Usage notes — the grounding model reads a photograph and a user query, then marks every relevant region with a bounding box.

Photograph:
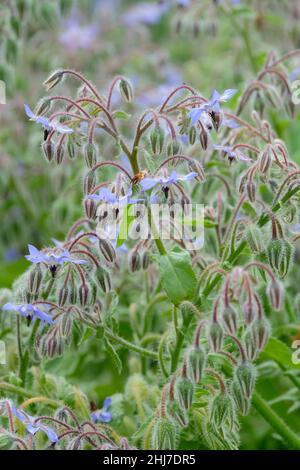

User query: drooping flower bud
[98,238,116,263]
[55,143,65,165]
[246,180,256,202]
[83,142,98,168]
[167,400,188,427]
[59,314,73,338]
[174,376,194,410]
[150,126,164,154]
[250,317,270,351]
[83,170,96,195]
[58,286,69,307]
[267,279,283,311]
[245,225,264,254]
[207,321,224,352]
[258,145,272,175]
[167,139,181,157]
[186,346,206,383]
[231,380,251,416]
[84,199,97,220]
[42,140,55,162]
[67,138,76,160]
[267,238,294,278]
[78,283,89,307]
[243,300,257,325]
[142,251,150,270]
[234,362,257,400]
[188,125,197,145]
[119,78,134,103]
[43,69,64,90]
[199,128,208,150]
[35,98,51,116]
[208,393,236,430]
[95,266,111,293]
[28,265,43,295]
[129,250,141,272]
[244,329,258,361]
[210,111,222,131]
[151,417,178,450]
[188,160,206,182]
[221,305,238,335]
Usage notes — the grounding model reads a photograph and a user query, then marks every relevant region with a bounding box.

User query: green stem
[252,392,300,449]
[170,312,193,372]
[105,329,158,360]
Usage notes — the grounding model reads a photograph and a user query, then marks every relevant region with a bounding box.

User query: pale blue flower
[140,170,197,191]
[213,144,250,162]
[25,244,87,265]
[188,89,237,125]
[2,303,54,325]
[87,187,142,205]
[24,104,73,135]
[91,397,112,423]
[12,406,58,443]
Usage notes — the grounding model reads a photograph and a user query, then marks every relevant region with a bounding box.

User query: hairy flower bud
[244,329,258,361]
[207,321,224,352]
[119,78,134,103]
[142,251,150,270]
[83,170,96,195]
[267,279,283,311]
[151,417,178,450]
[129,250,141,272]
[188,160,206,182]
[259,145,272,175]
[98,238,116,263]
[78,283,89,307]
[246,180,256,202]
[59,314,72,338]
[221,305,238,334]
[186,346,206,383]
[174,376,194,410]
[267,238,294,278]
[43,69,64,90]
[84,142,98,168]
[167,139,181,157]
[95,266,111,293]
[210,111,222,131]
[245,225,264,254]
[231,380,250,416]
[250,318,270,351]
[35,98,51,116]
[150,126,164,154]
[243,301,257,325]
[55,143,65,165]
[67,138,76,160]
[42,140,55,162]
[28,265,43,295]
[58,285,69,307]
[208,393,235,430]
[188,125,197,145]
[199,128,208,150]
[84,199,97,220]
[234,362,257,400]
[167,400,188,427]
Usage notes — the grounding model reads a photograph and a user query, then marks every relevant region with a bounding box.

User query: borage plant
[1,50,300,450]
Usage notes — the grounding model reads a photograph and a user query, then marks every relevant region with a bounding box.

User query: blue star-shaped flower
[25,244,87,265]
[12,406,58,443]
[91,397,112,423]
[2,303,54,325]
[188,89,237,126]
[24,104,73,135]
[140,170,197,191]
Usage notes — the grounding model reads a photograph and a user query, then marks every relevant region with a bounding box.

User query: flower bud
[47,336,63,358]
[151,417,178,450]
[55,143,65,165]
[84,199,97,220]
[266,238,294,278]
[208,393,235,430]
[142,251,150,270]
[207,321,224,352]
[69,282,77,304]
[43,70,64,90]
[95,266,111,293]
[174,376,194,410]
[83,170,96,195]
[78,283,89,307]
[58,286,69,307]
[188,160,206,182]
[119,78,134,103]
[267,279,283,311]
[250,318,270,351]
[98,238,116,263]
[150,126,164,154]
[28,265,43,294]
[244,329,258,361]
[186,346,206,383]
[199,128,208,150]
[245,225,264,254]
[167,139,181,157]
[231,380,250,416]
[35,98,51,116]
[234,362,257,400]
[167,400,188,427]
[129,250,141,272]
[259,145,272,175]
[210,111,222,131]
[246,180,256,202]
[238,174,247,194]
[84,142,98,168]
[221,305,238,334]
[188,126,197,145]
[42,140,55,162]
[243,301,257,325]
[67,138,76,160]
[59,314,72,338]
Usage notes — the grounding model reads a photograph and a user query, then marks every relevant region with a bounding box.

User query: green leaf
[112,110,131,120]
[104,338,122,374]
[78,327,95,346]
[261,337,300,371]
[159,249,196,305]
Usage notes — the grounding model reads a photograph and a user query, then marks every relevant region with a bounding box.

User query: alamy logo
[0,80,6,104]
[291,80,300,105]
